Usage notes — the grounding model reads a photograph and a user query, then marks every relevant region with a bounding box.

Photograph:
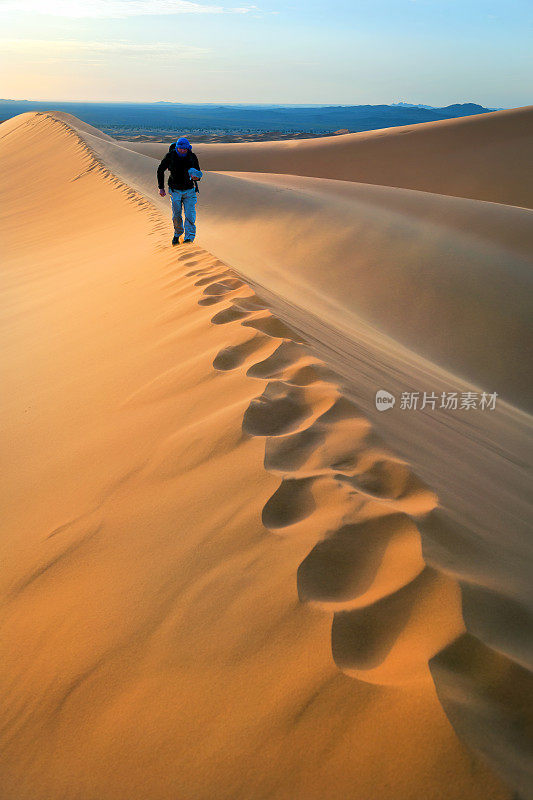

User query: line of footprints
[179,250,464,687]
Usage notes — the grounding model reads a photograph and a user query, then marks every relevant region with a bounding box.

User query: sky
[0,0,531,107]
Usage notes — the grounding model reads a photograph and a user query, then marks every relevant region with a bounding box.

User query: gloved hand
[159,189,166,197]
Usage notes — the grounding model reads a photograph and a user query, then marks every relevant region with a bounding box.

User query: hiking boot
[183,238,194,244]
[172,235,181,246]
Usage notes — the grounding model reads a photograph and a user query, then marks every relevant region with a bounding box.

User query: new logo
[375,389,395,411]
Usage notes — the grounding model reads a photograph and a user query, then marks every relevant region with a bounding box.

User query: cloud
[0,0,256,17]
[0,38,210,64]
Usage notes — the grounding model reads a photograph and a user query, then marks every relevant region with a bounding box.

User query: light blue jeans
[170,188,197,240]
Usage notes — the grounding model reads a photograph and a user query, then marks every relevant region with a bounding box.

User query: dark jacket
[157,144,201,192]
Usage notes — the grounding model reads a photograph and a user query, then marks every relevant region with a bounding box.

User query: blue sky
[0,0,531,106]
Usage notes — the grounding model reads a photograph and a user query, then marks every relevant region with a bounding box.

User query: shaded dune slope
[122,105,533,208]
[1,112,532,799]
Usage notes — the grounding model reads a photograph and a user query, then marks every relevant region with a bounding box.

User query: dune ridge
[1,111,531,799]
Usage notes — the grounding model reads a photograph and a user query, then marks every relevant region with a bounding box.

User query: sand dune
[122,105,533,208]
[1,111,531,800]
[50,112,533,410]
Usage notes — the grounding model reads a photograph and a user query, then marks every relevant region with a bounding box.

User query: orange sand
[1,111,531,800]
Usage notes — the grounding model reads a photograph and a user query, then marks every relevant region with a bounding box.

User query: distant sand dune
[121,106,533,208]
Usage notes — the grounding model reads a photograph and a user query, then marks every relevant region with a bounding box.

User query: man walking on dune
[157,137,203,245]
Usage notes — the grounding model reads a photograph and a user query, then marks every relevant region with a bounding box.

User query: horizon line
[0,98,505,109]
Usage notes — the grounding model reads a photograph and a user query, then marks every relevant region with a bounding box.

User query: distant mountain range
[392,102,443,109]
[0,100,498,136]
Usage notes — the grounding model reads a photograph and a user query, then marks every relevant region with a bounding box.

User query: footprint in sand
[242,381,337,437]
[211,305,254,325]
[241,314,305,342]
[195,271,231,286]
[331,567,463,685]
[202,278,244,296]
[247,341,307,379]
[213,333,271,371]
[264,403,371,475]
[297,513,425,610]
[262,477,317,529]
[198,295,228,306]
[337,457,437,515]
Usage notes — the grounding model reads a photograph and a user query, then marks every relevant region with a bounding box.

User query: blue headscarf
[175,137,192,156]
